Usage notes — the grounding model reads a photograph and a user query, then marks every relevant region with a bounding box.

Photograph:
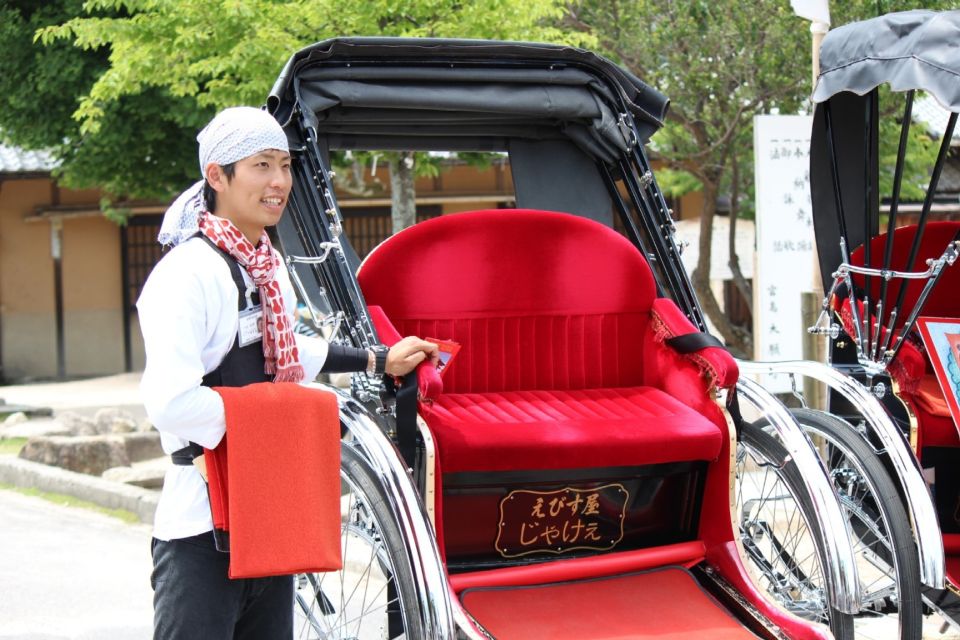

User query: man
[138,106,436,639]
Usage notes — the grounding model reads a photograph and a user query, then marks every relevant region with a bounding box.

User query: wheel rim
[736,441,833,626]
[813,428,905,639]
[294,468,409,640]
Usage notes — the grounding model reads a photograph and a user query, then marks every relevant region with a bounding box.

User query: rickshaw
[744,8,959,640]
[264,37,862,638]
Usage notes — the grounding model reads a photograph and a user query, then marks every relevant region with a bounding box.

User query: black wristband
[319,344,369,373]
[373,345,389,375]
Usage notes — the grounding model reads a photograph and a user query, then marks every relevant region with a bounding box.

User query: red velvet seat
[424,387,723,472]
[358,209,734,479]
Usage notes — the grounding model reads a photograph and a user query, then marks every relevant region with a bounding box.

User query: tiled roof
[906,97,959,194]
[0,143,57,173]
[940,153,960,193]
[914,96,959,142]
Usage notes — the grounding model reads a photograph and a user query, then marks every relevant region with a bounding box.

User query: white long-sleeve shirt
[137,236,329,541]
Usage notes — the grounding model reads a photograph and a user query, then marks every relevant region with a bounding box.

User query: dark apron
[170,236,272,551]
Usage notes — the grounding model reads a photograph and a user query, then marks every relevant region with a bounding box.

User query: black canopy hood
[266,37,670,160]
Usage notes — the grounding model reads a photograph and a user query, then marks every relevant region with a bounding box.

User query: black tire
[738,421,855,640]
[791,408,922,640]
[294,442,425,639]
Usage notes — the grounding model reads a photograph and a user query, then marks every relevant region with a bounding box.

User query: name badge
[238,306,263,347]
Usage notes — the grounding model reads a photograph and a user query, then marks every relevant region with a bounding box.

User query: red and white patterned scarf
[199,212,304,382]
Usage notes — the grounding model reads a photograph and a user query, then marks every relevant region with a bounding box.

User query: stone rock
[93,407,138,434]
[19,435,130,476]
[3,412,27,427]
[110,422,136,434]
[0,404,52,419]
[102,465,166,490]
[58,411,99,437]
[123,432,164,463]
[0,417,71,439]
[137,419,156,433]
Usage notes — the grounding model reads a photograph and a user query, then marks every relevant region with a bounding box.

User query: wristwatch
[367,345,389,376]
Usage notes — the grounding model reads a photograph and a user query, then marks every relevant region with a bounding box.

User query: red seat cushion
[422,386,723,472]
[917,374,952,419]
[908,374,960,449]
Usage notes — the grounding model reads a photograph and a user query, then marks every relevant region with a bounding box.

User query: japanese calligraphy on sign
[495,485,628,558]
[753,115,816,392]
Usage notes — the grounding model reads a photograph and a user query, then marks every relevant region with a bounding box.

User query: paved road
[2,481,960,639]
[0,490,153,639]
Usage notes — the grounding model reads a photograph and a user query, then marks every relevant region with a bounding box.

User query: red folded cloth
[204,382,342,578]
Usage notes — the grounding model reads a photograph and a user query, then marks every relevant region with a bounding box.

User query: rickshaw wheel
[791,408,922,640]
[737,423,855,640]
[293,443,424,640]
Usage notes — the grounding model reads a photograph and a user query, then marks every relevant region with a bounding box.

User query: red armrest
[650,298,738,389]
[367,305,443,400]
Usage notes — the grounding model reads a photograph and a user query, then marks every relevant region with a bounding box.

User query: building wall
[0,179,57,380]
[0,178,123,381]
[61,214,125,376]
[442,201,501,214]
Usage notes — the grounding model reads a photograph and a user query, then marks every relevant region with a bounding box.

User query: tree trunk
[727,152,752,315]
[389,151,416,234]
[692,178,752,357]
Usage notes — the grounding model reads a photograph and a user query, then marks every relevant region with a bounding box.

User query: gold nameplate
[495,484,628,558]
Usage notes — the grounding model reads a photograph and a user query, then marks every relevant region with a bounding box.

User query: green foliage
[569,0,809,188]
[5,0,586,201]
[53,89,208,200]
[39,0,587,134]
[0,0,207,200]
[99,195,131,225]
[570,0,958,202]
[655,167,703,199]
[414,153,442,179]
[327,0,578,43]
[0,437,27,456]
[456,152,501,172]
[567,0,958,350]
[877,90,943,202]
[0,1,103,149]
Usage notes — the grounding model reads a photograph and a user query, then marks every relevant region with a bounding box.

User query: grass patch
[0,482,140,524]
[0,437,27,456]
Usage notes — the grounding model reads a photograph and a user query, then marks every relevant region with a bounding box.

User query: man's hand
[385,337,440,376]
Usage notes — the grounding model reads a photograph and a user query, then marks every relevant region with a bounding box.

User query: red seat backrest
[850,221,960,322]
[358,209,657,393]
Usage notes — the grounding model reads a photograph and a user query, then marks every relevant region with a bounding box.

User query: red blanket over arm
[204,382,342,579]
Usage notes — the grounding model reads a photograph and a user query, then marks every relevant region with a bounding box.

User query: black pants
[151,532,293,640]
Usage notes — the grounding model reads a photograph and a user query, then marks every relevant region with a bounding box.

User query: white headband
[157,106,289,246]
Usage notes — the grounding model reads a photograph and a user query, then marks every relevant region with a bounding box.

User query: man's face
[208,149,292,242]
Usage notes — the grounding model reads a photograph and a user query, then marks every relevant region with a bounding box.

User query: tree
[32,0,585,228]
[0,1,206,208]
[566,0,956,356]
